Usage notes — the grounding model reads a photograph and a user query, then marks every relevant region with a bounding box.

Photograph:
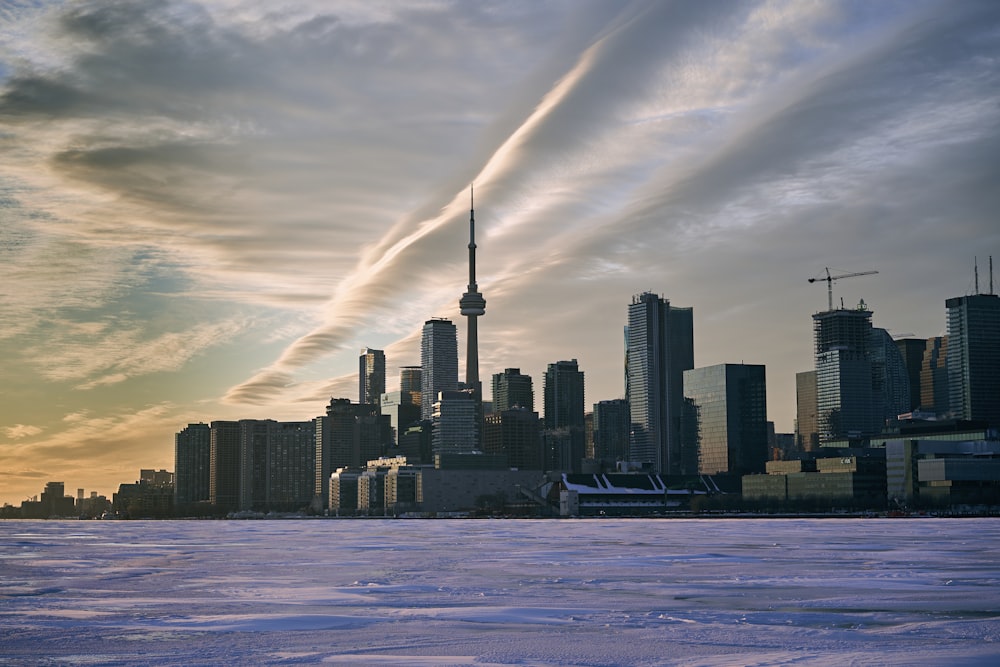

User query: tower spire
[459,184,486,388]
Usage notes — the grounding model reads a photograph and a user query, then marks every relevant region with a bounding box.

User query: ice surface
[1,518,998,666]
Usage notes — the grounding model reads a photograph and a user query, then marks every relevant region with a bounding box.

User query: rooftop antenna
[991,255,995,295]
[975,257,980,294]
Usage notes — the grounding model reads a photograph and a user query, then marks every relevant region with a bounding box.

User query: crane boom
[808,268,878,311]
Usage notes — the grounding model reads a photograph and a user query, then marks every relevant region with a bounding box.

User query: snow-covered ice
[1,518,998,666]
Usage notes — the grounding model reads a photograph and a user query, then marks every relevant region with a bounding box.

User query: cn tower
[459,186,486,390]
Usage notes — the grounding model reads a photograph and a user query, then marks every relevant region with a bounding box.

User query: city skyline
[2,1,999,505]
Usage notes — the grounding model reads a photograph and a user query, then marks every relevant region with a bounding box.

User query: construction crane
[808,267,878,311]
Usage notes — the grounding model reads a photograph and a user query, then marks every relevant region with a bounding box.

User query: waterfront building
[359,347,386,409]
[683,364,768,476]
[175,423,211,507]
[209,420,240,511]
[626,292,694,474]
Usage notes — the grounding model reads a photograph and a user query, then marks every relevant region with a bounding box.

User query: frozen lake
[1,518,998,666]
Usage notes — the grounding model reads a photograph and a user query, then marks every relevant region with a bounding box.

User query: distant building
[113,473,174,518]
[380,390,421,445]
[315,398,390,509]
[683,364,768,476]
[813,305,875,444]
[399,366,422,407]
[420,319,458,421]
[626,292,694,474]
[895,338,927,413]
[175,423,211,508]
[946,293,1000,426]
[543,360,585,430]
[920,336,949,416]
[492,368,534,413]
[359,347,386,409]
[592,399,630,469]
[484,407,544,470]
[431,389,479,455]
[870,328,911,430]
[210,420,241,511]
[795,370,819,452]
[886,438,1000,508]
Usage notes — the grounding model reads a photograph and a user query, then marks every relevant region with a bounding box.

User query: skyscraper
[920,336,949,415]
[543,359,585,430]
[359,347,386,408]
[625,292,694,474]
[399,366,422,403]
[420,318,458,420]
[492,368,534,413]
[314,398,390,509]
[813,304,875,443]
[795,370,819,452]
[946,292,1000,425]
[870,328,910,428]
[683,364,768,476]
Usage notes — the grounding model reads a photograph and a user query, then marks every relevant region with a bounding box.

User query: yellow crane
[808,267,878,311]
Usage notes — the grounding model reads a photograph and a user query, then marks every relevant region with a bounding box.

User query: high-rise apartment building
[682,364,768,476]
[543,359,585,430]
[813,306,875,443]
[359,347,386,408]
[946,293,1000,425]
[625,292,694,474]
[420,318,458,420]
[592,399,630,468]
[492,368,534,413]
[209,421,240,511]
[175,422,211,507]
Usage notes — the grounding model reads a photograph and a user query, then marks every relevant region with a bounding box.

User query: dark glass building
[492,367,535,413]
[543,359,585,430]
[626,292,694,474]
[683,364,768,476]
[359,347,386,409]
[420,319,458,421]
[946,293,1000,426]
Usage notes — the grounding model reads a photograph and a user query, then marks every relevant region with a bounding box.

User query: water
[2,518,998,666]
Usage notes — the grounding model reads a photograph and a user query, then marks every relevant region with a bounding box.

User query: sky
[1,0,998,505]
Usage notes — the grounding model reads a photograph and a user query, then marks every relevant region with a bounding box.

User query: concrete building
[683,363,768,476]
[886,438,1000,508]
[626,292,694,474]
[210,420,241,511]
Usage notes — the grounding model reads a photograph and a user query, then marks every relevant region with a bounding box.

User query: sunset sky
[2,0,998,505]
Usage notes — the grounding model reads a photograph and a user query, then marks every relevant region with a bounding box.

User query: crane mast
[808,268,878,311]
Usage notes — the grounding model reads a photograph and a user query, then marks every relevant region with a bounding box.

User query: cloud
[5,424,43,439]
